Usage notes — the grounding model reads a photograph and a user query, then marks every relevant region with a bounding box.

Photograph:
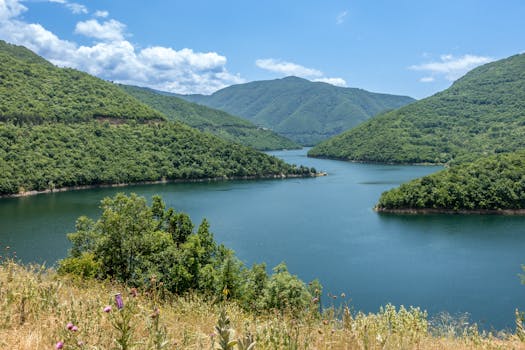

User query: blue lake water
[1,148,524,330]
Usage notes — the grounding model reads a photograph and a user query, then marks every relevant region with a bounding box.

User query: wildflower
[312,297,319,303]
[72,325,79,332]
[129,287,138,298]
[66,322,74,330]
[55,341,64,349]
[77,340,85,346]
[103,305,112,313]
[115,293,124,310]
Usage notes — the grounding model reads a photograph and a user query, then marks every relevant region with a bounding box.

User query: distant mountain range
[309,53,525,164]
[176,76,415,145]
[0,40,313,196]
[120,85,300,150]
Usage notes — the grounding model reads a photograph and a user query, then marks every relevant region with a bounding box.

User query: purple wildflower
[72,325,79,332]
[55,341,64,349]
[66,322,74,330]
[115,293,124,310]
[103,305,112,313]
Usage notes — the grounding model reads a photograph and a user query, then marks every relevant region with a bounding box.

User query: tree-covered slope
[0,41,314,196]
[309,53,525,164]
[376,151,525,212]
[119,84,300,150]
[178,76,415,145]
[0,40,165,123]
[0,122,314,195]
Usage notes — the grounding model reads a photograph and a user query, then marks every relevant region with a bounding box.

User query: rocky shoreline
[1,172,327,199]
[375,207,525,215]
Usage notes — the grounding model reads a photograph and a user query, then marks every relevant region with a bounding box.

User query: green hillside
[0,41,314,196]
[178,76,415,145]
[0,41,165,123]
[376,151,525,212]
[120,84,300,150]
[309,53,525,164]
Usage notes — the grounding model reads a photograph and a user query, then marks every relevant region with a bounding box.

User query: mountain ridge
[176,76,415,145]
[308,53,525,164]
[119,84,300,150]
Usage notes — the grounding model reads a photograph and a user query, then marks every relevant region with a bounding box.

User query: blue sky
[0,0,523,98]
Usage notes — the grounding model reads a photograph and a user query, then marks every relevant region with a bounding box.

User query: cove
[1,148,525,330]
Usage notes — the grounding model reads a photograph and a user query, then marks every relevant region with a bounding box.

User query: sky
[0,0,523,99]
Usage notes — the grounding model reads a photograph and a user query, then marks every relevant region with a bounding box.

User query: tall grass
[0,259,523,349]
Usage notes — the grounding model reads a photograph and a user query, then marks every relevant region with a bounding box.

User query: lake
[1,148,524,330]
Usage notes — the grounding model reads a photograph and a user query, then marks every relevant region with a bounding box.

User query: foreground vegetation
[180,76,414,145]
[120,85,300,151]
[3,193,525,349]
[309,53,525,164]
[2,258,525,349]
[377,151,525,212]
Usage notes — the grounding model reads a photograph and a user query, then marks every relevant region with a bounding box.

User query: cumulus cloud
[256,58,347,87]
[75,19,126,41]
[313,77,347,87]
[410,54,494,82]
[48,0,88,14]
[336,10,348,25]
[256,58,323,77]
[419,76,435,83]
[0,0,244,94]
[94,10,109,18]
[0,0,27,21]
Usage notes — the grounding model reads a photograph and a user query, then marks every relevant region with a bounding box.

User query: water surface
[1,148,524,329]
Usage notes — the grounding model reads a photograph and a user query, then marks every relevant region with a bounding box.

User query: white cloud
[75,19,126,41]
[48,0,88,14]
[419,76,435,83]
[256,58,347,87]
[256,58,323,78]
[410,54,494,82]
[0,0,27,21]
[94,10,109,18]
[0,0,245,94]
[336,10,348,25]
[313,77,347,87]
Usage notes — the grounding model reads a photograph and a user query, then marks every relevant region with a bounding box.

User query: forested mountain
[0,41,164,123]
[309,53,525,164]
[376,151,525,212]
[120,84,300,150]
[177,76,415,145]
[0,41,314,195]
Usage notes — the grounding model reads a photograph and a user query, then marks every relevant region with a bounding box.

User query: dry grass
[1,260,524,350]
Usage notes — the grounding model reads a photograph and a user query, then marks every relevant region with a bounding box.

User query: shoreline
[375,207,525,215]
[1,172,327,199]
[307,154,446,167]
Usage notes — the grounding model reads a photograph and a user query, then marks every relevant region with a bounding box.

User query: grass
[1,259,524,349]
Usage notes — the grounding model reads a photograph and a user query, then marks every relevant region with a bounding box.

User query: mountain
[0,40,314,196]
[177,76,415,145]
[119,85,300,150]
[0,41,165,123]
[309,53,525,164]
[376,150,525,212]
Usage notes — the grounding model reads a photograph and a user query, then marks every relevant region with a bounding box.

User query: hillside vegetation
[0,41,314,196]
[309,53,525,164]
[179,76,415,145]
[377,151,525,212]
[0,40,164,123]
[120,84,300,150]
